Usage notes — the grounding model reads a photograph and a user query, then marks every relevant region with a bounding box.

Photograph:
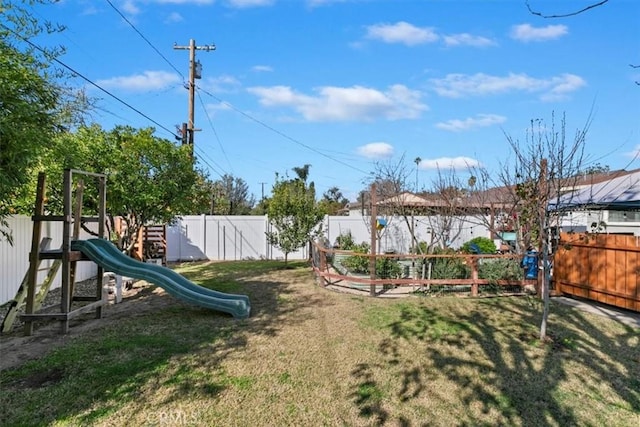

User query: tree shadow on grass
[0,260,330,426]
[349,297,639,426]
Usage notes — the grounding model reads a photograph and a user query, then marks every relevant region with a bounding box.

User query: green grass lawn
[1,260,639,426]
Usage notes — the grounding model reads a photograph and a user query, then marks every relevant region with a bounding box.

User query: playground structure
[1,170,108,335]
[1,169,250,336]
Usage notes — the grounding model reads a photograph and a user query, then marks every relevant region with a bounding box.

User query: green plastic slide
[71,238,250,318]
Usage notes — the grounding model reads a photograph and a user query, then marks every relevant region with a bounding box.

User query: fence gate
[554,233,640,312]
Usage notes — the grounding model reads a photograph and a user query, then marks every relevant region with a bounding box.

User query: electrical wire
[193,145,227,179]
[105,0,236,175]
[196,91,234,173]
[105,0,186,83]
[0,23,181,140]
[197,87,370,175]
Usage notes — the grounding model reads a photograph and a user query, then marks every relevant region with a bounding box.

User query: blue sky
[30,0,640,201]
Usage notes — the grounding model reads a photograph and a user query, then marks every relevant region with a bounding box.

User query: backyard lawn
[0,260,638,426]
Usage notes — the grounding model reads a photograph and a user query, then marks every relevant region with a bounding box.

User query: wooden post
[470,256,479,297]
[24,172,47,336]
[68,179,84,306]
[60,169,72,334]
[369,183,377,297]
[96,174,107,318]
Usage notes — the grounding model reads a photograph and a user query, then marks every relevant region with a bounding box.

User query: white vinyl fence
[166,214,491,262]
[0,216,98,305]
[2,213,491,305]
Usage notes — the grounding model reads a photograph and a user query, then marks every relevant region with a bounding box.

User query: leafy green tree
[209,174,255,215]
[461,237,497,254]
[29,125,207,255]
[266,167,324,264]
[0,0,72,242]
[319,186,349,215]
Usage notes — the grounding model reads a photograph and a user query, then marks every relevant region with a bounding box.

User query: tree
[369,155,468,253]
[423,168,468,252]
[266,166,324,264]
[369,155,414,249]
[471,112,589,340]
[319,186,349,215]
[29,125,207,256]
[209,174,255,215]
[580,163,610,175]
[0,0,71,243]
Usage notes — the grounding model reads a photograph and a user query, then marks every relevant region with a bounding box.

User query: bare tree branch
[526,0,609,18]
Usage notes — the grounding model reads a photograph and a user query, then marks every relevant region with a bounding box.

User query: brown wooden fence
[311,242,536,297]
[554,233,640,312]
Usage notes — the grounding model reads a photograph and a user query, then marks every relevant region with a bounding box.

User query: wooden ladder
[18,170,107,335]
[1,238,61,333]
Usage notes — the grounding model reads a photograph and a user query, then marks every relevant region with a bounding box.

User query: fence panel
[555,233,640,311]
[1,215,98,305]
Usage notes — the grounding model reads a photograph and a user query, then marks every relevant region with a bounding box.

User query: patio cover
[549,170,640,211]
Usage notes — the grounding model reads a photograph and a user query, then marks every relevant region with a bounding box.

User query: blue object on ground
[71,238,250,318]
[522,250,538,280]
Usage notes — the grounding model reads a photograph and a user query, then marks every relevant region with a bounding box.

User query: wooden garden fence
[311,241,536,297]
[554,233,640,312]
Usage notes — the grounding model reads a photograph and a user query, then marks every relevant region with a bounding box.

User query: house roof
[377,192,431,207]
[550,169,640,211]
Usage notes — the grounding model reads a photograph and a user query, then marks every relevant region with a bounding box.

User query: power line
[197,87,370,175]
[196,90,234,173]
[105,0,186,82]
[193,140,230,177]
[0,23,180,140]
[193,145,226,179]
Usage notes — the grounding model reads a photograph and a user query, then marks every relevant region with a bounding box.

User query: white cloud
[443,33,496,47]
[357,142,394,159]
[96,71,180,91]
[436,114,506,132]
[539,74,588,101]
[80,5,100,16]
[252,65,273,72]
[365,21,439,46]
[226,0,274,8]
[203,75,242,93]
[430,72,586,101]
[165,12,184,23]
[510,23,568,42]
[121,0,140,15]
[419,156,481,170]
[626,146,640,158]
[247,84,427,122]
[206,102,232,115]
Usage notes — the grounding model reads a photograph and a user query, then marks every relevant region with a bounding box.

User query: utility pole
[259,182,267,215]
[260,182,267,201]
[173,39,216,154]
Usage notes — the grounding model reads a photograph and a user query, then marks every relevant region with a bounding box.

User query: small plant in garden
[461,237,497,254]
[423,248,470,280]
[339,242,402,279]
[334,232,356,250]
[478,258,523,283]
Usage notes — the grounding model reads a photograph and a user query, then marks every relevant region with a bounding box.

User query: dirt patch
[0,280,175,372]
[20,367,66,388]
